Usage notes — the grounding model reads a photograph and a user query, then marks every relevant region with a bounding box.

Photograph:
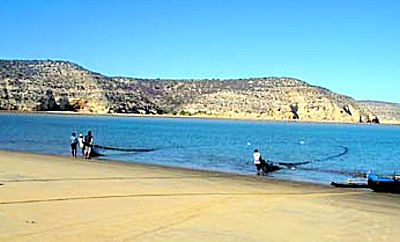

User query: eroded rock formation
[1,60,399,124]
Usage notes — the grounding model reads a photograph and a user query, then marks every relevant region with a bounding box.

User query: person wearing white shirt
[253,149,262,175]
[78,133,84,157]
[70,132,78,158]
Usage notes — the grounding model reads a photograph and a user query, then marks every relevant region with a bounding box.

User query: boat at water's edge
[367,173,400,193]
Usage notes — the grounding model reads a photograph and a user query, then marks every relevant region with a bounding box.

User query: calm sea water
[1,113,399,184]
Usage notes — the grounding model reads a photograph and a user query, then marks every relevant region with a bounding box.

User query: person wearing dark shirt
[84,131,94,159]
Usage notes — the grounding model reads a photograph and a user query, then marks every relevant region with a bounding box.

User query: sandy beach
[1,150,400,241]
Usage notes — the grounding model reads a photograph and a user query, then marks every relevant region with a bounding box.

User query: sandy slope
[0,150,399,241]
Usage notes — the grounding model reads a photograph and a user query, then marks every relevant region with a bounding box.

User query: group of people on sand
[70,131,94,159]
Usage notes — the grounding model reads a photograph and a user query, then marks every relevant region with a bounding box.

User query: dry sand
[1,150,399,241]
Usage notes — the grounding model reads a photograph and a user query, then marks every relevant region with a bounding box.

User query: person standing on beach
[70,133,78,158]
[253,149,262,175]
[78,133,84,157]
[84,131,94,159]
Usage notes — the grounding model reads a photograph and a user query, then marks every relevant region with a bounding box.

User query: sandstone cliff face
[0,60,109,113]
[358,101,400,124]
[179,82,364,122]
[0,60,396,123]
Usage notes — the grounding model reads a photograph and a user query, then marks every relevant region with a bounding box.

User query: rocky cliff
[358,101,400,124]
[1,60,398,123]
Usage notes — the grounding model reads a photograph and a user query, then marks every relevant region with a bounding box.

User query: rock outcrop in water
[1,59,399,124]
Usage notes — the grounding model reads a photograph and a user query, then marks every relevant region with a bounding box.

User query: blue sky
[1,0,399,103]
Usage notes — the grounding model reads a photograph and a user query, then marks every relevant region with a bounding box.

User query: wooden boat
[367,173,400,193]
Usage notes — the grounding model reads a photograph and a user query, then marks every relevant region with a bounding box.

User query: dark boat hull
[367,173,400,193]
[331,182,369,189]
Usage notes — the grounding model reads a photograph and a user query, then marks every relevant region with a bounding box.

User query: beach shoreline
[1,150,400,241]
[0,149,330,188]
[1,110,399,125]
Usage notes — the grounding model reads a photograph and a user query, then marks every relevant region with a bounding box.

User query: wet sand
[1,150,400,241]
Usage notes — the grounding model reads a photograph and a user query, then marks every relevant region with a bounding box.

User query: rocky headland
[1,59,399,124]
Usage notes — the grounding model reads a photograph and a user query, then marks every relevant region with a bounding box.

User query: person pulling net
[251,145,349,175]
[253,149,280,175]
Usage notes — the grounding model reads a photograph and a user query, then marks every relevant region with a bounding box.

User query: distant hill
[1,59,399,124]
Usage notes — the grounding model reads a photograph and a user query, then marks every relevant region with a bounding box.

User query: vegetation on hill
[1,60,399,124]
